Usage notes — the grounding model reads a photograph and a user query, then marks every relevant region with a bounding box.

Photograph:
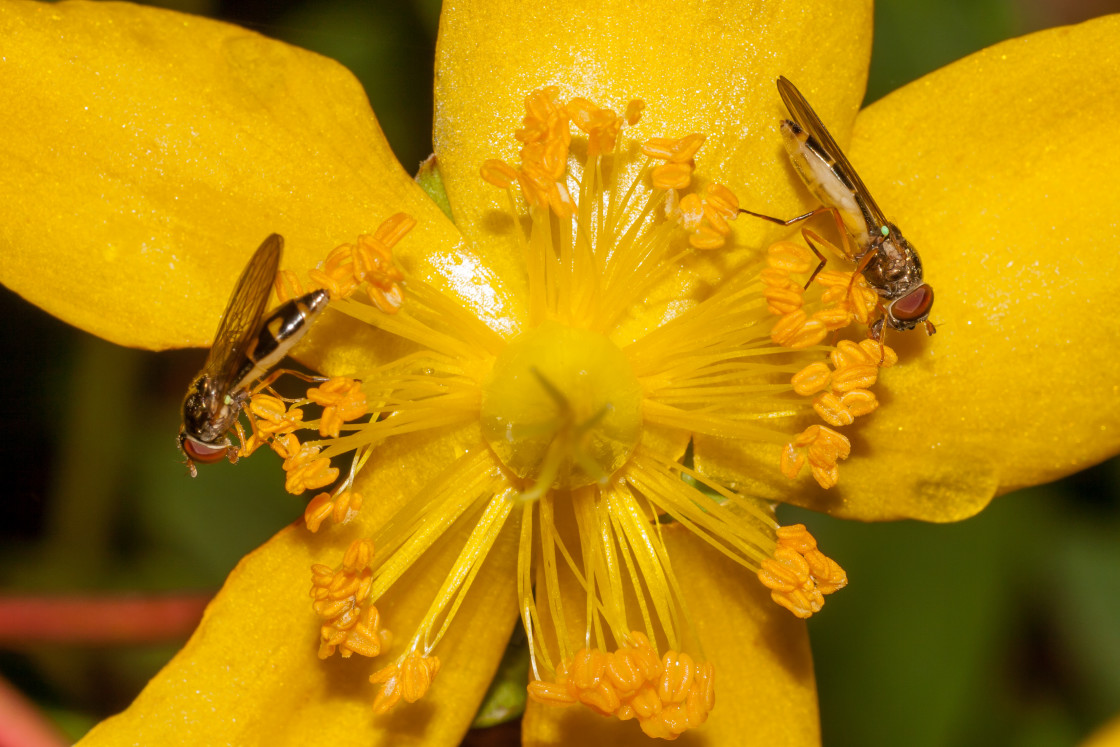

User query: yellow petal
[81,425,518,745]
[0,0,471,351]
[433,0,873,292]
[699,16,1120,522]
[520,525,818,745]
[1083,715,1120,747]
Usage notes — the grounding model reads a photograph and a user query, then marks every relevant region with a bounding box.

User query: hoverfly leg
[231,419,251,461]
[797,228,833,289]
[740,205,850,289]
[866,312,890,365]
[250,368,331,400]
[737,205,828,227]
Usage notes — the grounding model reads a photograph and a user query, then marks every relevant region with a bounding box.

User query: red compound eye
[892,284,933,322]
[181,436,229,464]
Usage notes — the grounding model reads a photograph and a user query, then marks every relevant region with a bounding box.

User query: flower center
[480,320,642,492]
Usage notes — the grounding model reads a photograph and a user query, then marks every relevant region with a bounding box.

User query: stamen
[787,337,896,437]
[816,270,878,325]
[306,377,367,438]
[771,309,828,349]
[643,134,706,191]
[667,183,740,250]
[528,632,716,739]
[567,98,622,157]
[272,433,338,495]
[625,99,646,125]
[353,236,406,314]
[274,268,307,304]
[278,214,414,309]
[480,159,520,188]
[309,538,388,659]
[303,489,364,533]
[780,425,851,489]
[756,524,847,618]
[370,652,441,713]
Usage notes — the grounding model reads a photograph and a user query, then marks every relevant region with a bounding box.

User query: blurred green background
[2,0,1118,744]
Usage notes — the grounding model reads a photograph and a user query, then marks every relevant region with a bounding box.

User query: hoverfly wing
[201,233,283,393]
[777,77,890,240]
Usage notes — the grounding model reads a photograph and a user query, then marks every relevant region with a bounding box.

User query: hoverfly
[179,234,329,476]
[742,76,935,341]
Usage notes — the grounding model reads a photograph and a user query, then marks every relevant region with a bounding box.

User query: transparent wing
[201,233,283,391]
[777,76,889,232]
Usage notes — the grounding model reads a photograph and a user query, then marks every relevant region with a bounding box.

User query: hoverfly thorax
[178,234,330,476]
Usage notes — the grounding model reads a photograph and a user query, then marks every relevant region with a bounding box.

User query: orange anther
[370,665,403,714]
[761,524,847,617]
[703,182,739,217]
[688,225,725,250]
[481,159,519,188]
[657,651,695,705]
[641,137,679,160]
[311,539,383,659]
[765,284,804,315]
[570,647,608,691]
[782,426,849,489]
[775,523,816,552]
[400,653,440,703]
[779,441,806,480]
[770,585,825,619]
[527,679,578,705]
[308,377,368,438]
[767,241,814,274]
[760,267,794,287]
[806,552,848,594]
[625,99,646,125]
[578,680,622,716]
[791,362,831,396]
[830,339,873,369]
[771,310,828,349]
[249,394,304,438]
[757,546,811,592]
[373,213,417,248]
[840,389,878,418]
[831,363,878,393]
[304,492,334,533]
[858,338,898,367]
[669,134,706,163]
[333,490,363,525]
[337,605,385,658]
[274,268,307,304]
[651,162,693,190]
[284,451,338,495]
[812,392,855,427]
[343,538,375,570]
[813,305,854,331]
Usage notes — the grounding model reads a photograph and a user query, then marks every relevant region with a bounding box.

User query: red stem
[0,674,69,747]
[0,593,213,644]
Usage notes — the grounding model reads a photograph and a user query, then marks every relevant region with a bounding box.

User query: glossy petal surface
[0,0,461,350]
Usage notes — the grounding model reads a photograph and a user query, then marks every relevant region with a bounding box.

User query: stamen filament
[414,489,517,652]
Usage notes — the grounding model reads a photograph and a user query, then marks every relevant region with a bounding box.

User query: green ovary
[481,321,643,490]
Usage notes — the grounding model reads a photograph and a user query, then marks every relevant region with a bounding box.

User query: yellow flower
[2,0,1120,744]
